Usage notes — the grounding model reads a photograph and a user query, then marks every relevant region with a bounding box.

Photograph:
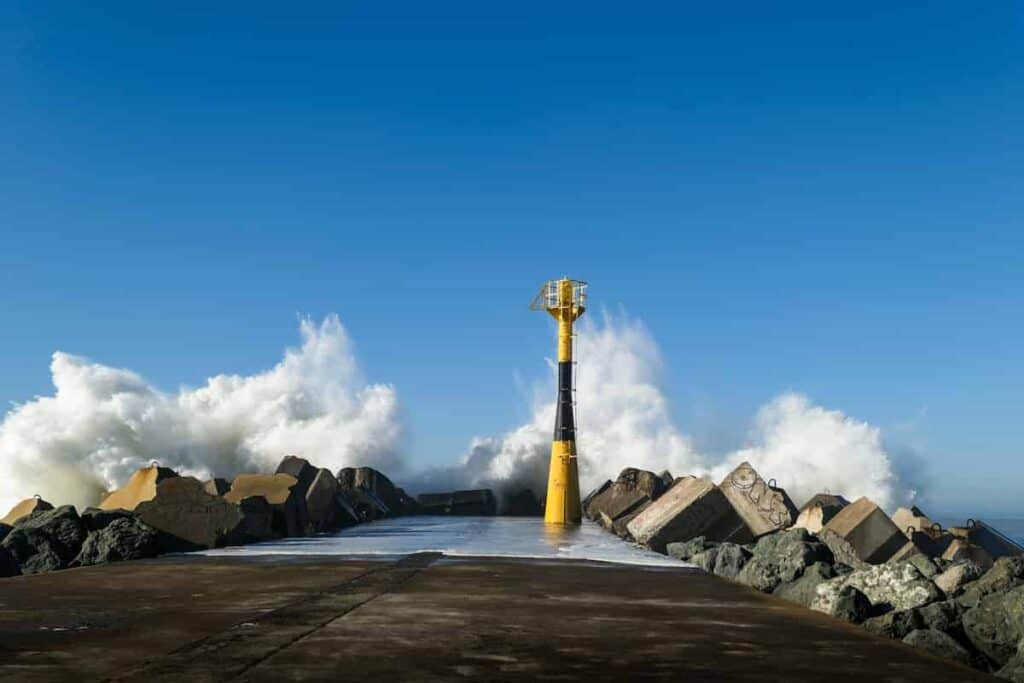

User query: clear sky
[1,3,1022,516]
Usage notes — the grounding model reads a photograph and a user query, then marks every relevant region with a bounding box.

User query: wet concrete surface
[0,551,996,682]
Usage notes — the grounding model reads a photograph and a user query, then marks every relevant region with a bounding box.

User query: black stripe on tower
[554,361,576,441]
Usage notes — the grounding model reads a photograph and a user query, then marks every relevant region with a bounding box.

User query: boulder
[691,547,719,574]
[935,561,984,597]
[917,599,967,637]
[337,467,414,516]
[0,522,11,543]
[813,562,942,615]
[829,586,871,623]
[203,478,231,496]
[1,505,87,574]
[80,507,135,531]
[903,553,941,580]
[773,562,837,608]
[735,528,833,592]
[666,536,716,562]
[0,546,20,577]
[959,557,1024,608]
[863,609,923,640]
[718,462,797,537]
[818,528,870,570]
[224,473,305,536]
[626,476,750,553]
[708,543,752,580]
[99,466,179,511]
[504,489,543,517]
[998,642,1024,683]
[962,584,1024,666]
[822,496,907,564]
[585,468,667,524]
[1,496,55,525]
[903,629,973,667]
[136,477,257,550]
[72,516,161,566]
[999,654,1024,683]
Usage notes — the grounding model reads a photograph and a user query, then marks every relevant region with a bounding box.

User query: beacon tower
[530,278,587,524]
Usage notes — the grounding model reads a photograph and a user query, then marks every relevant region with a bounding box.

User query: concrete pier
[0,552,995,682]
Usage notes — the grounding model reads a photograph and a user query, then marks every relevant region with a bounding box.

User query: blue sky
[1,3,1022,516]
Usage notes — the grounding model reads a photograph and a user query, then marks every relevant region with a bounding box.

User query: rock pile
[589,463,1024,680]
[0,457,417,579]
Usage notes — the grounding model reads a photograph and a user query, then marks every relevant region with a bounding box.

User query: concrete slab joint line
[102,552,443,683]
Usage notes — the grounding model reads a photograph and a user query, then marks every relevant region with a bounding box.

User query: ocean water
[200,516,688,568]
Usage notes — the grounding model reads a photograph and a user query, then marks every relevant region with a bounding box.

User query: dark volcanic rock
[73,516,161,566]
[504,489,543,517]
[80,507,135,532]
[863,608,924,640]
[819,528,870,570]
[903,629,973,667]
[959,557,1024,608]
[0,522,11,543]
[813,562,942,614]
[735,528,833,593]
[917,599,967,637]
[999,645,1024,683]
[710,543,752,580]
[687,543,752,580]
[0,505,87,574]
[666,536,716,562]
[962,584,1024,666]
[773,562,837,608]
[0,546,20,577]
[830,586,871,623]
[934,560,984,597]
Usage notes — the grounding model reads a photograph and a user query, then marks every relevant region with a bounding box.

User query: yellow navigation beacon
[530,277,587,525]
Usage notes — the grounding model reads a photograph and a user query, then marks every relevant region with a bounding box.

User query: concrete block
[792,493,849,534]
[305,468,346,532]
[718,461,797,537]
[892,506,943,540]
[952,520,1024,564]
[225,473,305,536]
[337,467,415,516]
[136,477,247,550]
[1,497,55,526]
[626,477,749,553]
[203,478,231,497]
[585,468,667,523]
[415,489,496,516]
[99,466,179,511]
[822,496,907,564]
